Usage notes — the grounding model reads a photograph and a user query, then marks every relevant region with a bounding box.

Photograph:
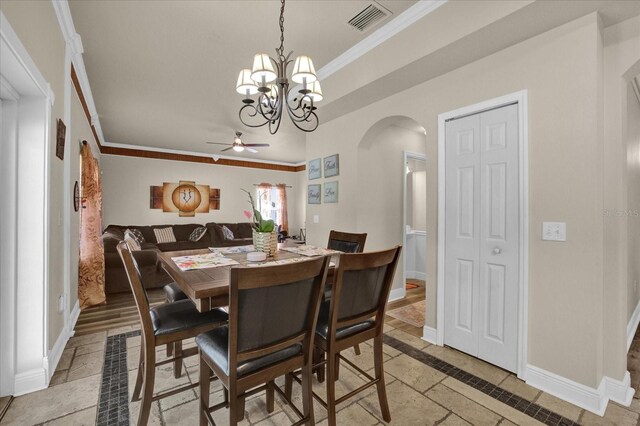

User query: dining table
[157,244,336,312]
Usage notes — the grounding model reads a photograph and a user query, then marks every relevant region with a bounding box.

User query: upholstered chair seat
[163,282,188,303]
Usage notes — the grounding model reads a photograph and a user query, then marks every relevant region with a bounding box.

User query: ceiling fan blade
[206,142,231,146]
[245,147,258,153]
[221,147,234,152]
[243,144,270,147]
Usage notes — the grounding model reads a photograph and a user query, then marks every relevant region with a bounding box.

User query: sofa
[102,222,254,293]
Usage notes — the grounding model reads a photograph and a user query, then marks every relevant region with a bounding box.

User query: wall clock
[73,181,80,212]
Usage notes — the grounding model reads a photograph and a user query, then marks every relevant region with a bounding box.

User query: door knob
[492,247,502,255]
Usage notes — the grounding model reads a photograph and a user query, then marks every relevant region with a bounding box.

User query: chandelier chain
[276,0,286,61]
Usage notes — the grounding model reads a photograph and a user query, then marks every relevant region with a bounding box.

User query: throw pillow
[221,225,235,240]
[125,228,145,246]
[189,226,207,242]
[154,227,176,244]
[124,232,141,251]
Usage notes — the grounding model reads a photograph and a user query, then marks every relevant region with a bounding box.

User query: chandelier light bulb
[251,53,277,84]
[291,56,317,85]
[308,81,323,102]
[236,69,259,95]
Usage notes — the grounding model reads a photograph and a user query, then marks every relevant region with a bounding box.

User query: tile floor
[2,321,639,425]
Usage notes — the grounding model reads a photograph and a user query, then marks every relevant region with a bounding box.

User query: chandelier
[236,0,322,134]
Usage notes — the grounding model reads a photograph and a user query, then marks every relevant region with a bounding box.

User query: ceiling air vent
[347,2,391,32]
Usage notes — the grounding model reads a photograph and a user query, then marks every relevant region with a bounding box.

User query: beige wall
[1,0,67,350]
[101,155,304,233]
[601,15,640,380]
[308,13,606,387]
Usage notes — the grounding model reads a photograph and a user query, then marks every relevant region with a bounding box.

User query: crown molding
[52,0,105,145]
[317,0,447,80]
[102,140,305,168]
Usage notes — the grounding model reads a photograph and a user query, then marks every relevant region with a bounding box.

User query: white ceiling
[68,0,417,164]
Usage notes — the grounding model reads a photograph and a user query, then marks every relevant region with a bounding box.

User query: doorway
[436,91,529,377]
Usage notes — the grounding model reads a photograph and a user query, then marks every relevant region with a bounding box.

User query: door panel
[444,113,480,355]
[478,104,519,372]
[444,103,519,373]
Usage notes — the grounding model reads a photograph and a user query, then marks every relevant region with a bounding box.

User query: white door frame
[0,11,54,395]
[436,90,529,379]
[402,150,427,300]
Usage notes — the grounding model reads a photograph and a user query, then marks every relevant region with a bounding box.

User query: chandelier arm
[286,92,314,121]
[239,104,270,128]
[285,103,318,132]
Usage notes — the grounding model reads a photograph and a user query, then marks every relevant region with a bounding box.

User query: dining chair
[326,230,367,254]
[326,230,367,357]
[163,282,188,358]
[196,255,330,426]
[289,246,401,426]
[117,242,229,426]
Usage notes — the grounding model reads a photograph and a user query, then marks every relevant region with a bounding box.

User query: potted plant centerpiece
[242,189,278,257]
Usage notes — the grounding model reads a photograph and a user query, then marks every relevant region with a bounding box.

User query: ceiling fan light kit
[206,131,270,154]
[236,0,322,134]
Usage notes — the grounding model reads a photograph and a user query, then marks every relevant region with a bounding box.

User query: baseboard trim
[603,371,634,407]
[45,300,80,382]
[388,287,406,302]
[69,300,80,338]
[627,299,640,351]
[422,326,437,345]
[13,368,47,396]
[525,364,634,416]
[406,271,427,281]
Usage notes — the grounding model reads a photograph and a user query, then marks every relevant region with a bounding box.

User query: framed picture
[324,154,339,178]
[323,181,338,203]
[307,184,321,204]
[55,119,66,160]
[308,158,321,180]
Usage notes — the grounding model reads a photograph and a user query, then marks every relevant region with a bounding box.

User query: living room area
[2,0,640,425]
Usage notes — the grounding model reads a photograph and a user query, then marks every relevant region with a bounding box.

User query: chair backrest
[328,246,401,335]
[117,241,154,334]
[327,230,367,253]
[228,256,330,374]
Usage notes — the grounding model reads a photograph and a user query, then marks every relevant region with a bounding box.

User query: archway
[356,116,431,322]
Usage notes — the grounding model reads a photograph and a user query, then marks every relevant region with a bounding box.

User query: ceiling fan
[206,131,269,153]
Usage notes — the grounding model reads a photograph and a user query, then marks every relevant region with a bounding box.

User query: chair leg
[301,361,314,425]
[353,344,361,355]
[373,335,391,422]
[137,340,156,426]
[313,346,325,383]
[166,342,174,358]
[237,394,246,422]
[228,385,239,426]
[131,340,145,402]
[326,350,338,426]
[266,380,275,413]
[334,353,340,382]
[199,355,211,426]
[173,340,183,379]
[284,373,294,399]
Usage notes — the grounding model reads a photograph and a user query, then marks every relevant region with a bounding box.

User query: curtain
[276,183,288,233]
[78,142,106,309]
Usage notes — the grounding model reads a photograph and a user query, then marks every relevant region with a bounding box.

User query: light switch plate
[313,215,319,224]
[542,222,566,241]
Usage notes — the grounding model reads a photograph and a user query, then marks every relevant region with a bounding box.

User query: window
[255,184,288,232]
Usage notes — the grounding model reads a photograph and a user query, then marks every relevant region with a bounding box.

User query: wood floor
[74,279,427,337]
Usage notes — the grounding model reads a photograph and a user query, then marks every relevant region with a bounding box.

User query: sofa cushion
[125,228,145,245]
[172,224,202,242]
[156,242,180,252]
[154,227,176,243]
[189,226,208,242]
[221,225,234,240]
[178,240,210,250]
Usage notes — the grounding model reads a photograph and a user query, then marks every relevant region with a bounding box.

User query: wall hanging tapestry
[150,181,220,217]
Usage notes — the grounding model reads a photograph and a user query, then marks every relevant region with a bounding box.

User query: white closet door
[444,103,519,373]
